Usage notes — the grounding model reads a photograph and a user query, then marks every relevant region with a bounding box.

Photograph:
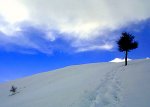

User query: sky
[0,0,150,82]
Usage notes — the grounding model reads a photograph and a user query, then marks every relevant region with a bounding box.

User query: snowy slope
[0,59,150,107]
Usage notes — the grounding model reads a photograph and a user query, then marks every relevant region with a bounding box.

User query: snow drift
[0,59,150,107]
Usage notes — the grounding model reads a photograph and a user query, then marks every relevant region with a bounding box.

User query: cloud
[110,58,132,63]
[76,43,113,52]
[20,0,150,38]
[0,0,150,53]
[0,0,29,24]
[0,24,53,54]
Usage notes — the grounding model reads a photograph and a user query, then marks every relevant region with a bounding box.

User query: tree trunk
[125,50,128,66]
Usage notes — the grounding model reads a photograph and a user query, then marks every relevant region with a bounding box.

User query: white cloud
[110,58,132,63]
[19,0,150,39]
[0,23,21,36]
[76,43,113,52]
[45,31,56,42]
[0,0,29,24]
[0,0,150,53]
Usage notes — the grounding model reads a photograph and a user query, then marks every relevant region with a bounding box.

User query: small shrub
[10,85,17,95]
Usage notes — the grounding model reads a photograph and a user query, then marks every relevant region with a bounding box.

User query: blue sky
[0,0,150,82]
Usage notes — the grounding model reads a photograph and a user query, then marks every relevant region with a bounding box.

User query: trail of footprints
[90,67,124,107]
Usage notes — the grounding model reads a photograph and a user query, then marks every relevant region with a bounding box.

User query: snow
[110,58,132,63]
[0,59,150,107]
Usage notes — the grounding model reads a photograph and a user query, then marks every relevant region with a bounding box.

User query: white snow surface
[110,58,132,63]
[0,59,150,107]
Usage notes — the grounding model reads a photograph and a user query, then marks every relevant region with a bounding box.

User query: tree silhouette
[117,32,138,66]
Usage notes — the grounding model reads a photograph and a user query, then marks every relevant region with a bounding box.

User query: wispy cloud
[76,44,113,52]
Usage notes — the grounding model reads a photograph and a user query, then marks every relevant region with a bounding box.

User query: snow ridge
[1,59,150,107]
[90,66,124,107]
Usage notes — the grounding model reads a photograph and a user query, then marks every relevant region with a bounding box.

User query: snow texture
[0,59,150,107]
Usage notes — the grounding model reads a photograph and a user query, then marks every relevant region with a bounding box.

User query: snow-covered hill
[0,59,150,107]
